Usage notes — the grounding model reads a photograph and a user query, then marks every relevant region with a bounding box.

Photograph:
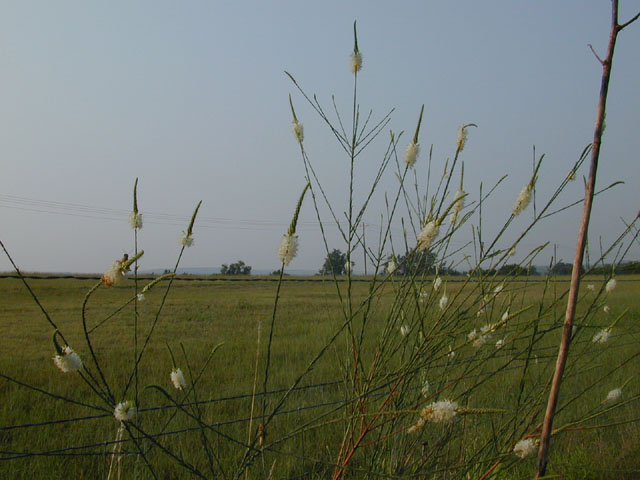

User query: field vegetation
[0,275,638,478]
[2,4,640,479]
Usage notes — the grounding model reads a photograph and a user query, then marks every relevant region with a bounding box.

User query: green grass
[0,275,639,479]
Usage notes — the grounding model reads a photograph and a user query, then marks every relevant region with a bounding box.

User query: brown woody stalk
[535,1,639,477]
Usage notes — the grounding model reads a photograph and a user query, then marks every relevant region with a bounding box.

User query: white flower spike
[512,185,532,216]
[53,346,83,373]
[592,329,611,344]
[417,220,440,252]
[114,401,136,422]
[439,293,448,311]
[278,233,299,266]
[513,438,538,459]
[605,278,616,293]
[421,400,457,424]
[171,367,187,391]
[605,388,622,404]
[129,211,143,230]
[404,141,419,168]
[178,231,194,247]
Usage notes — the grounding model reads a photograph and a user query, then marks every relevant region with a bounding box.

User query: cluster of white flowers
[129,211,143,230]
[433,276,442,291]
[439,294,449,311]
[386,258,397,275]
[114,401,135,422]
[592,329,611,344]
[605,278,616,293]
[421,400,457,424]
[403,141,419,168]
[512,184,532,216]
[344,261,352,273]
[513,438,538,459]
[291,120,304,145]
[501,309,510,323]
[450,189,465,225]
[137,293,145,302]
[400,325,410,337]
[417,220,440,252]
[350,51,363,73]
[603,305,610,314]
[468,325,492,348]
[278,233,299,266]
[494,284,504,294]
[587,284,595,291]
[53,346,83,373]
[495,338,504,348]
[605,388,622,404]
[171,367,187,390]
[102,260,125,287]
[178,231,194,247]
[456,126,468,153]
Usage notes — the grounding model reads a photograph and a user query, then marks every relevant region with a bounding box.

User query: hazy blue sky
[1,1,638,274]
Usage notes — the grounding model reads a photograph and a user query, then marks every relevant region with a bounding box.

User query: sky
[1,1,639,274]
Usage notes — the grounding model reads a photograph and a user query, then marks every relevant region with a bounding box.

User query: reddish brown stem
[535,1,638,476]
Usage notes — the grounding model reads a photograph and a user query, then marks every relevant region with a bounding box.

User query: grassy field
[0,274,639,479]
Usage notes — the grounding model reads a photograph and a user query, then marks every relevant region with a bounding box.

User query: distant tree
[497,264,538,276]
[550,262,584,275]
[591,261,640,275]
[221,260,252,275]
[270,269,289,276]
[320,249,350,275]
[395,250,437,276]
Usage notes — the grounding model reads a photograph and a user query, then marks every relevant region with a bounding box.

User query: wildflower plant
[0,8,639,480]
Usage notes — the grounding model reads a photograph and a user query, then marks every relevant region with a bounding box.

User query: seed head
[102,260,126,287]
[433,276,442,291]
[386,258,397,275]
[592,328,611,344]
[456,125,468,153]
[291,121,304,145]
[512,184,532,216]
[178,231,194,248]
[278,233,299,266]
[605,278,616,293]
[53,346,83,373]
[421,400,457,424]
[513,438,538,459]
[417,220,440,252]
[404,141,419,168]
[439,293,448,311]
[350,51,363,73]
[171,367,187,390]
[114,401,136,422]
[450,188,465,225]
[605,388,622,404]
[129,211,143,230]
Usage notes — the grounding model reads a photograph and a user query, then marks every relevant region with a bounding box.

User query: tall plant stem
[535,1,639,476]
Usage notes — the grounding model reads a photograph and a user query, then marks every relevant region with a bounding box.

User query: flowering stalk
[278,182,310,266]
[179,200,203,247]
[350,21,362,74]
[403,105,424,168]
[129,178,143,229]
[289,94,304,145]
